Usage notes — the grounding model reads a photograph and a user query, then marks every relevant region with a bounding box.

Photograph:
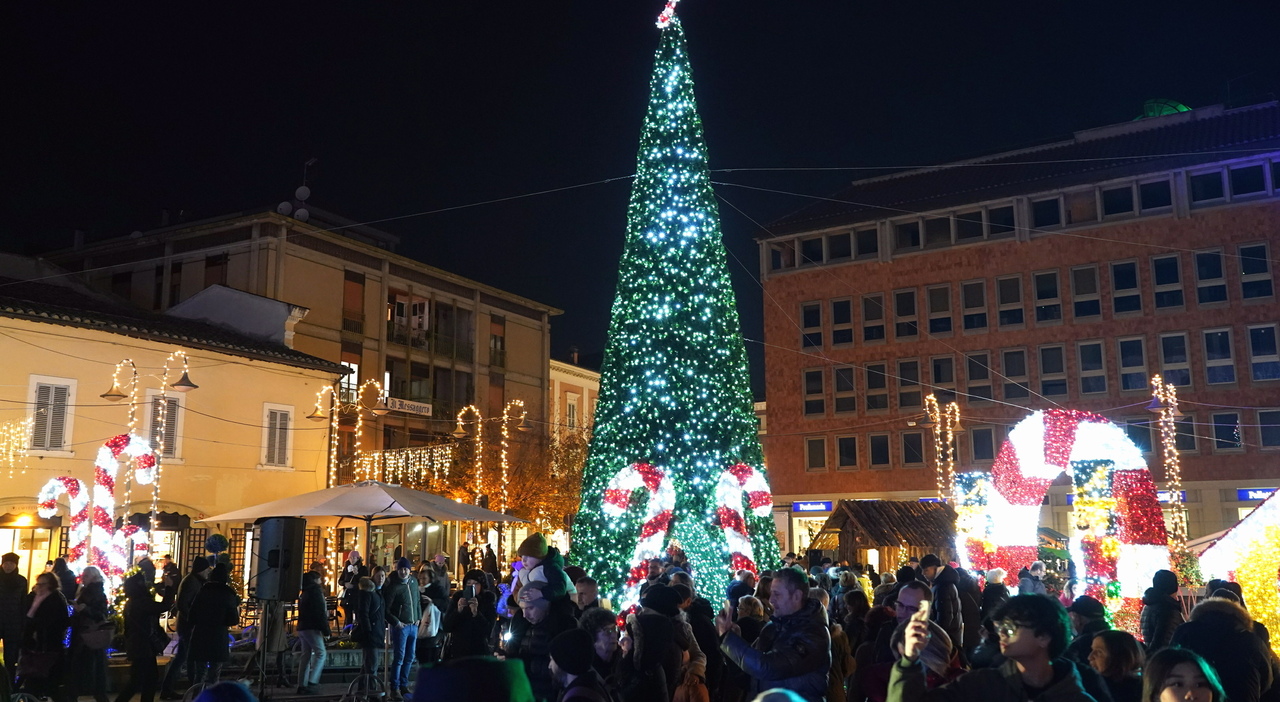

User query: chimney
[569,345,579,365]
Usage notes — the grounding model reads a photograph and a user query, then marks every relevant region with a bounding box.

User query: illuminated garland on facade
[571,7,777,600]
[1,417,33,479]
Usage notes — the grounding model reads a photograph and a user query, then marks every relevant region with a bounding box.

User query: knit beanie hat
[549,629,595,676]
[1152,569,1179,594]
[397,557,412,570]
[191,556,210,574]
[2,552,19,564]
[517,533,549,559]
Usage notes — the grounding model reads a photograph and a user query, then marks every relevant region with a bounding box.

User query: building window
[1139,179,1173,210]
[770,241,795,270]
[894,289,918,340]
[1033,270,1062,324]
[927,285,952,335]
[869,434,891,468]
[1002,349,1030,400]
[894,220,921,252]
[1101,185,1134,216]
[1189,170,1225,203]
[898,360,922,408]
[1247,325,1280,381]
[837,436,858,470]
[566,396,579,429]
[146,393,182,459]
[1039,345,1068,397]
[956,211,983,241]
[1151,255,1184,309]
[1159,333,1191,387]
[29,378,74,452]
[805,437,827,472]
[801,302,822,348]
[923,215,951,248]
[827,232,852,261]
[803,369,825,416]
[902,432,925,466]
[1031,197,1061,228]
[1175,415,1197,453]
[971,426,998,462]
[799,238,823,265]
[1123,418,1153,454]
[961,280,988,331]
[862,294,886,342]
[1203,329,1235,384]
[988,205,1015,237]
[831,299,854,346]
[1078,341,1107,394]
[1258,410,1280,449]
[965,352,992,402]
[931,356,956,404]
[855,228,879,259]
[1195,250,1227,304]
[1230,164,1267,197]
[866,364,889,411]
[262,404,294,468]
[1211,412,1242,451]
[1118,337,1148,391]
[1064,190,1098,225]
[1111,262,1142,314]
[1071,266,1101,319]
[996,276,1024,328]
[1239,243,1274,299]
[340,361,360,404]
[834,366,857,414]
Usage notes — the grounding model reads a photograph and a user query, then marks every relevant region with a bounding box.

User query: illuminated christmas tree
[571,3,776,602]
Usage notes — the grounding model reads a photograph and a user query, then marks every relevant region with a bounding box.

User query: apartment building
[758,102,1280,549]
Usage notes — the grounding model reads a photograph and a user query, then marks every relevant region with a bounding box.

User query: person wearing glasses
[889,594,1095,702]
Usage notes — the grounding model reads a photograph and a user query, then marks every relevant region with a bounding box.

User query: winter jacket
[686,598,724,697]
[1018,575,1047,597]
[1138,588,1183,651]
[21,589,71,654]
[955,569,983,654]
[515,546,574,603]
[352,588,386,648]
[296,581,331,635]
[616,613,672,702]
[121,577,173,661]
[559,670,613,702]
[482,548,499,577]
[172,570,207,634]
[54,568,77,598]
[981,582,1011,622]
[338,561,368,604]
[1170,598,1280,702]
[829,623,856,702]
[1062,619,1109,669]
[0,568,29,638]
[720,597,832,702]
[888,655,1097,702]
[187,581,241,663]
[509,607,577,702]
[929,566,963,654]
[443,590,498,657]
[383,571,423,627]
[727,579,754,608]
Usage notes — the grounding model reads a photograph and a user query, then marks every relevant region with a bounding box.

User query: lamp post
[921,394,963,501]
[1148,375,1188,546]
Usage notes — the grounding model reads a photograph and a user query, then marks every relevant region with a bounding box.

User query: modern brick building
[757,101,1280,557]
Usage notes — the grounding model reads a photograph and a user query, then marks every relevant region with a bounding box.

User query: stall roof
[809,500,957,551]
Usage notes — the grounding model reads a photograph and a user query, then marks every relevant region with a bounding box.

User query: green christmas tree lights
[571,9,777,603]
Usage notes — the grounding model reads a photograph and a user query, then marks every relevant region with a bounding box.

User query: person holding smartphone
[442,569,497,657]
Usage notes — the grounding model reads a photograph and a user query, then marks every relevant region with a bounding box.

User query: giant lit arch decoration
[955,409,1171,632]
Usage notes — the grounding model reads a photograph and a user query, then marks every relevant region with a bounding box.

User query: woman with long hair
[72,566,111,702]
[1142,647,1225,702]
[753,575,774,618]
[19,571,71,698]
[1088,630,1143,702]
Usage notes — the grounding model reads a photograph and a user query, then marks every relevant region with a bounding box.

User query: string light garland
[570,8,778,601]
[923,395,962,500]
[1149,375,1188,546]
[455,405,486,504]
[1,416,33,479]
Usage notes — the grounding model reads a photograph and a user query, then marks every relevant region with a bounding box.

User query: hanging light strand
[1151,375,1188,546]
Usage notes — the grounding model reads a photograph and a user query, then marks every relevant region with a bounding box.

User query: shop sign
[1156,490,1187,503]
[792,501,832,513]
[1236,487,1277,502]
[386,397,433,416]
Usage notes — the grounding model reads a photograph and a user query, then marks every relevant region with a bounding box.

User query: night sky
[5,2,1278,397]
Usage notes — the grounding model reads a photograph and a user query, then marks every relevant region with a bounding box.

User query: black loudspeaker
[253,517,306,601]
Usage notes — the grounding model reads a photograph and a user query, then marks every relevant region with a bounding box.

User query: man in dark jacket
[1062,596,1109,668]
[383,558,422,699]
[1139,569,1183,651]
[726,569,757,616]
[674,583,724,700]
[160,556,209,699]
[510,589,577,702]
[186,563,241,685]
[919,555,963,657]
[295,570,331,694]
[0,552,28,686]
[1170,597,1279,702]
[717,566,831,702]
[550,628,615,702]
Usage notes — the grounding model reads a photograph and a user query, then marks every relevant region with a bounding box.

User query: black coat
[980,582,1011,622]
[955,569,983,653]
[0,569,29,638]
[21,589,71,653]
[1063,619,1109,668]
[443,590,498,657]
[338,561,368,603]
[121,578,173,661]
[720,597,832,702]
[187,581,240,663]
[172,570,206,634]
[929,566,963,654]
[1139,588,1183,651]
[1170,599,1280,702]
[54,569,78,598]
[616,613,672,702]
[509,608,577,702]
[686,599,724,697]
[297,582,331,635]
[352,588,386,648]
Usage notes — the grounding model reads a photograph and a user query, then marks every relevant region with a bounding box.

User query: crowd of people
[3,541,1278,702]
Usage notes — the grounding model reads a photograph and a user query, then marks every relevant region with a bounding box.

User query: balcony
[342,309,365,335]
[387,321,473,361]
[490,348,507,368]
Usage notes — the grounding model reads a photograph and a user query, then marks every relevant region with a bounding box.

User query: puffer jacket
[296,581,331,635]
[930,566,963,653]
[616,612,672,702]
[514,546,574,602]
[720,597,832,702]
[1018,574,1047,596]
[1170,598,1280,702]
[382,571,422,627]
[981,581,1011,622]
[955,568,983,654]
[889,656,1095,702]
[1139,587,1183,651]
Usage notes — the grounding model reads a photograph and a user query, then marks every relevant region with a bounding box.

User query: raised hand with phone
[899,599,931,662]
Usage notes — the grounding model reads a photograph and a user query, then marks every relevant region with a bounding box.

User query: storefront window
[0,526,54,583]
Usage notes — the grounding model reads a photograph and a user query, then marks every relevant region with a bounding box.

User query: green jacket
[889,657,1097,702]
[383,571,422,627]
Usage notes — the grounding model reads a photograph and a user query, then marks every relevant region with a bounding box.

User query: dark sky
[5,2,1278,397]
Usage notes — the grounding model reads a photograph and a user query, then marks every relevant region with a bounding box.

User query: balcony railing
[490,348,507,368]
[342,309,365,334]
[386,321,473,361]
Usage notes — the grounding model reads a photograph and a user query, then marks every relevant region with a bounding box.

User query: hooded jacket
[889,655,1097,702]
[1169,598,1280,702]
[1138,587,1183,651]
[929,566,963,653]
[720,596,832,702]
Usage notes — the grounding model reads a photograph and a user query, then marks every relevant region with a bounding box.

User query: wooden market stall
[806,500,957,570]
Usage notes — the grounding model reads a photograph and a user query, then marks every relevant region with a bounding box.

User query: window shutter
[32,384,69,450]
[32,384,52,449]
[266,411,280,464]
[266,409,290,465]
[150,397,180,458]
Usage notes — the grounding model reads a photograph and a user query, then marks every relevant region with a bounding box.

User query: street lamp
[922,394,963,501]
[1149,375,1188,546]
[306,379,389,485]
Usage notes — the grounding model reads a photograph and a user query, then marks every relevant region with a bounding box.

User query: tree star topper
[656,0,681,28]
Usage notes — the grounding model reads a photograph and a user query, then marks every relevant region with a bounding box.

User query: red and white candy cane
[95,434,155,577]
[38,477,91,572]
[656,0,681,28]
[603,462,676,606]
[715,463,774,575]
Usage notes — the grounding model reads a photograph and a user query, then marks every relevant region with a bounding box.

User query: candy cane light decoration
[714,463,773,575]
[603,462,676,606]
